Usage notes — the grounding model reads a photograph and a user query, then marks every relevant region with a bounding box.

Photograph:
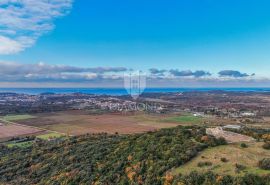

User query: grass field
[163,114,203,124]
[2,114,36,121]
[6,141,33,148]
[174,142,270,176]
[36,132,64,140]
[131,114,180,128]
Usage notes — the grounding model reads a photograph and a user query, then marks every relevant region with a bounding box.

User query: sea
[0,88,270,96]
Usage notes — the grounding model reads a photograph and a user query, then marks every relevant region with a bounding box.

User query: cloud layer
[0,61,265,87]
[149,68,211,77]
[149,68,167,75]
[0,61,127,82]
[218,70,254,78]
[169,69,211,77]
[0,0,73,54]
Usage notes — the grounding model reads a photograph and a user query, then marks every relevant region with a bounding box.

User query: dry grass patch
[174,142,270,176]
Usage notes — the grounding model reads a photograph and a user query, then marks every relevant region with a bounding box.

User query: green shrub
[240,143,248,148]
[258,158,270,170]
[221,157,228,163]
[262,142,270,150]
[197,161,213,167]
[235,163,246,173]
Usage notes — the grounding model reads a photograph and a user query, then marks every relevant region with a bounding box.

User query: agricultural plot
[162,114,203,124]
[3,132,65,148]
[2,114,36,122]
[13,111,234,136]
[44,116,160,135]
[36,132,64,140]
[174,142,270,176]
[0,124,42,141]
[6,141,33,148]
[0,114,43,141]
[14,110,196,135]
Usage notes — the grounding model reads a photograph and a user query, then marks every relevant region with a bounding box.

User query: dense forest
[0,126,269,185]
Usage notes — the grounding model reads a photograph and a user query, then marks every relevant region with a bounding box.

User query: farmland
[0,124,42,141]
[2,114,36,122]
[6,141,33,148]
[0,114,64,143]
[36,132,64,140]
[162,114,203,124]
[0,111,210,141]
[14,111,179,135]
[5,111,241,137]
[0,114,44,142]
[0,110,263,144]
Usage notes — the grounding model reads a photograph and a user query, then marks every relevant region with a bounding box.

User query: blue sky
[0,0,270,87]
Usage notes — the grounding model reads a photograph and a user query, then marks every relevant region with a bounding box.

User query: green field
[6,141,33,148]
[163,114,203,124]
[174,142,270,176]
[36,132,64,140]
[2,114,36,121]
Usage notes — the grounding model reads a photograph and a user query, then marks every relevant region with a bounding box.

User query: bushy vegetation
[240,143,248,148]
[225,127,270,141]
[0,126,269,185]
[235,163,247,173]
[258,158,270,170]
[197,161,212,167]
[172,171,270,185]
[0,126,208,184]
[195,128,227,147]
[220,157,228,163]
[262,142,270,150]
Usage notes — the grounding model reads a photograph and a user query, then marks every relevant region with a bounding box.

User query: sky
[0,0,270,87]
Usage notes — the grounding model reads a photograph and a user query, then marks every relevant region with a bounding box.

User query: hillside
[0,126,269,185]
[175,142,270,176]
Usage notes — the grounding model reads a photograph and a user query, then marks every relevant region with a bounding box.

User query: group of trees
[0,126,269,185]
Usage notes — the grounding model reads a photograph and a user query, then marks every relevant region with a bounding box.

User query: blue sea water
[0,88,270,95]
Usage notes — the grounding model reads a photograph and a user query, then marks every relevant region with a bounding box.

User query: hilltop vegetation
[0,126,269,185]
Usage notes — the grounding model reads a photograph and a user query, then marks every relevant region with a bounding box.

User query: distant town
[0,90,268,120]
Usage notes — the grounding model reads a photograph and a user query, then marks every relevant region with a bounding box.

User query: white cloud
[0,61,267,87]
[0,61,128,82]
[0,0,73,55]
[0,36,23,54]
